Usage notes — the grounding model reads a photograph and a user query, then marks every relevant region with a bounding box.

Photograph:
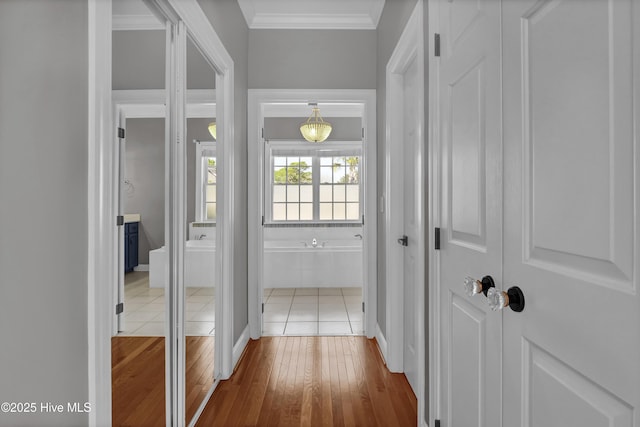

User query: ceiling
[237,0,385,30]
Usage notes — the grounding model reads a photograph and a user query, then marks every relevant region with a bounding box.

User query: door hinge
[362,215,365,225]
[362,302,365,312]
[262,303,265,314]
[435,420,440,427]
[115,302,124,315]
[118,127,125,139]
[362,128,365,138]
[434,227,441,250]
[434,33,441,57]
[261,128,264,138]
[117,215,124,226]
[261,215,265,226]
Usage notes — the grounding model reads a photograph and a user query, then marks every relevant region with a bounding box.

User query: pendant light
[300,104,332,143]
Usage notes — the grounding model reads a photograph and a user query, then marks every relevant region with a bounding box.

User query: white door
[501,0,640,425]
[435,0,503,426]
[434,0,640,426]
[402,53,421,394]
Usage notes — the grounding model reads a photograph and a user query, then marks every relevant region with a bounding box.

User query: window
[266,142,362,223]
[195,141,216,222]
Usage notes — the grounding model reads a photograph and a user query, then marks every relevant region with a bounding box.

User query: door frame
[87,0,235,425]
[247,89,377,340]
[384,0,428,424]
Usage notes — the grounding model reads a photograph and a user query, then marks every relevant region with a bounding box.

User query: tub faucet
[354,234,363,240]
[198,234,207,240]
[311,238,318,248]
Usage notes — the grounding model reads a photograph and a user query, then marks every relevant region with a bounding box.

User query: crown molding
[112,14,164,31]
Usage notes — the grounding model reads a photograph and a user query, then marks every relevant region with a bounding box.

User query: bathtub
[263,239,362,288]
[149,240,216,288]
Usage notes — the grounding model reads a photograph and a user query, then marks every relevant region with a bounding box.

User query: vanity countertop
[124,214,141,223]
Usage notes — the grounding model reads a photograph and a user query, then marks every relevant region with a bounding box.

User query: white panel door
[436,1,503,426]
[403,53,420,393]
[501,0,640,425]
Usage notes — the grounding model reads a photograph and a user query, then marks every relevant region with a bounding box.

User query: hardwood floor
[111,336,215,426]
[195,336,417,427]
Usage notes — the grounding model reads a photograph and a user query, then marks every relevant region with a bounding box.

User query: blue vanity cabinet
[124,222,139,273]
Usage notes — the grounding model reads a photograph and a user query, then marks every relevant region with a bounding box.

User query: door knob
[464,275,495,297]
[487,286,525,312]
[398,235,408,246]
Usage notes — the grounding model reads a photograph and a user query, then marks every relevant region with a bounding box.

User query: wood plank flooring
[195,336,417,427]
[111,336,215,426]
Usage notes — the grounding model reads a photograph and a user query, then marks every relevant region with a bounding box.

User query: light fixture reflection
[208,121,216,139]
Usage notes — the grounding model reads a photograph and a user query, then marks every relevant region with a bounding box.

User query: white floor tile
[185,321,215,336]
[263,311,289,322]
[125,311,162,322]
[341,287,363,296]
[187,295,215,304]
[347,311,362,323]
[119,321,144,334]
[319,305,349,321]
[133,322,165,336]
[262,322,286,335]
[343,295,363,303]
[350,321,363,334]
[270,288,295,296]
[294,288,319,296]
[284,322,318,335]
[264,303,291,313]
[187,311,216,322]
[186,302,206,312]
[288,309,318,322]
[319,287,343,295]
[292,295,318,304]
[319,321,352,335]
[268,295,293,304]
[137,303,164,312]
[192,287,215,296]
[319,295,344,304]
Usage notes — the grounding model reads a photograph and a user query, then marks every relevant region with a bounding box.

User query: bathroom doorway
[247,90,377,340]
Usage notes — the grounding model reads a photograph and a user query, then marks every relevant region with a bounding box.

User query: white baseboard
[375,323,388,365]
[232,325,251,369]
[134,264,149,272]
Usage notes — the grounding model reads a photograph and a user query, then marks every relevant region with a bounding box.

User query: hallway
[196,336,416,427]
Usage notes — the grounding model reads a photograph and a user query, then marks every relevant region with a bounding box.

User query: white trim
[112,14,164,31]
[112,89,216,118]
[384,1,427,425]
[232,325,251,369]
[88,1,113,425]
[133,264,150,272]
[375,323,388,364]
[248,89,377,341]
[428,1,442,426]
[237,0,384,30]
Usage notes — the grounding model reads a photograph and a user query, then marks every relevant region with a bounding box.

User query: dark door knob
[397,235,408,246]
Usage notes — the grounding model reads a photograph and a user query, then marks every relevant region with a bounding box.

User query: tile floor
[118,271,215,336]
[262,287,364,336]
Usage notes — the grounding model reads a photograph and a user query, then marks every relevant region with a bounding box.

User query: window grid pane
[271,154,360,222]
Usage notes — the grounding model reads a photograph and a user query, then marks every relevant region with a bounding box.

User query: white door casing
[434,0,503,426]
[502,0,639,425]
[432,0,640,426]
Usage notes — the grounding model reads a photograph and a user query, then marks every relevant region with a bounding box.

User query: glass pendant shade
[300,107,332,143]
[208,122,217,139]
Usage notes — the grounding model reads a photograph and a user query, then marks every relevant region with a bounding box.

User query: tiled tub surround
[263,226,364,288]
[262,287,364,336]
[119,271,215,336]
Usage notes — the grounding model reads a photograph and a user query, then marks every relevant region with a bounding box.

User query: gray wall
[0,1,89,425]
[265,117,362,140]
[248,29,377,89]
[197,0,249,344]
[375,0,418,343]
[112,30,215,90]
[124,118,165,264]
